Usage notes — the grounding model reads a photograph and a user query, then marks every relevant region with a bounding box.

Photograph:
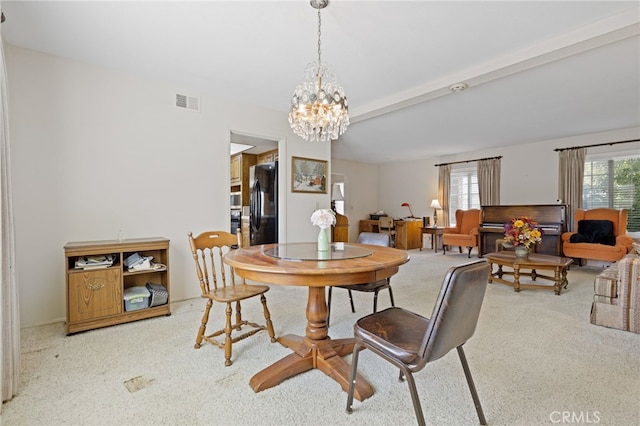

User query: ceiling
[2,1,639,164]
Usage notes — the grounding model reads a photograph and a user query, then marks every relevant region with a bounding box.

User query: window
[449,166,480,225]
[583,153,639,232]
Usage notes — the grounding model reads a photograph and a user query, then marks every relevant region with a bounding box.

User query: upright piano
[479,204,567,257]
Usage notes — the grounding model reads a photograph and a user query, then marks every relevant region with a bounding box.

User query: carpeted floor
[2,249,639,425]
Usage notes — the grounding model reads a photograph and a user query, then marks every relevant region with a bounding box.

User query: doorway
[331,173,346,215]
[229,131,279,245]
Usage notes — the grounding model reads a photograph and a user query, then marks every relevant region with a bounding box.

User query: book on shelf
[75,254,115,269]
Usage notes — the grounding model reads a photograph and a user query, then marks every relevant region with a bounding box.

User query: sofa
[561,208,633,264]
[591,249,639,334]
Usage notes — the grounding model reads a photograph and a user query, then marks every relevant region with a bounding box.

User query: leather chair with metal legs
[327,232,394,327]
[346,260,490,426]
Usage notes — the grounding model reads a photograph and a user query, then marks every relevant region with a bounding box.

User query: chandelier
[288,0,349,142]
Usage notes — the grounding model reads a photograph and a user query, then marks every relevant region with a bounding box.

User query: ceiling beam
[350,10,640,124]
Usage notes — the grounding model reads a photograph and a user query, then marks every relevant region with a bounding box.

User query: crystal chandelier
[289,0,349,142]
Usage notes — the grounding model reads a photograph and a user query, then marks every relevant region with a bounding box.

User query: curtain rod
[554,138,640,152]
[434,155,502,167]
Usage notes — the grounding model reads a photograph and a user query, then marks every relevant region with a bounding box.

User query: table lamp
[401,202,415,218]
[331,183,343,211]
[430,199,442,227]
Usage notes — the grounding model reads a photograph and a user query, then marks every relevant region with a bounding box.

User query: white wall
[331,159,378,242]
[6,45,330,327]
[7,44,639,327]
[334,127,640,237]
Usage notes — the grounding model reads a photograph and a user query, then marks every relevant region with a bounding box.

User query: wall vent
[175,94,200,112]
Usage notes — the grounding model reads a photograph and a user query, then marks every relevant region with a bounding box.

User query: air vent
[175,94,200,112]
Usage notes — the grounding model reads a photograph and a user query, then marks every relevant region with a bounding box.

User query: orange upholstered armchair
[561,208,633,264]
[442,209,481,258]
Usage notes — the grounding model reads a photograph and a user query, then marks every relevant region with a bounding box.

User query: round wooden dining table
[223,242,409,402]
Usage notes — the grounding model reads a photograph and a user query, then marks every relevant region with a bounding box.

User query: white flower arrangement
[310,209,336,229]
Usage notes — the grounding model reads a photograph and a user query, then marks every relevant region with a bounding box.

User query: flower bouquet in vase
[311,209,336,251]
[502,216,543,258]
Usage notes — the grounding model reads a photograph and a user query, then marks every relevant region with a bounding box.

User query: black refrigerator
[250,161,278,245]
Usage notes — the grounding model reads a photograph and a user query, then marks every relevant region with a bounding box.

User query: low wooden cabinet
[64,237,170,334]
[358,219,422,250]
[395,220,422,250]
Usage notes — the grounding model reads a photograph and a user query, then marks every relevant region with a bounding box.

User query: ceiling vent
[175,94,200,112]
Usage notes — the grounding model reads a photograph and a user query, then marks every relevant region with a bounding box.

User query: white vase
[317,227,330,252]
[515,246,529,258]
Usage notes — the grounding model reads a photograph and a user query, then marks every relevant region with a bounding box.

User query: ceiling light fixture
[288,0,349,142]
[449,82,468,92]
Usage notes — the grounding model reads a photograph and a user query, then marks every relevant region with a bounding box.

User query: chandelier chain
[317,6,322,67]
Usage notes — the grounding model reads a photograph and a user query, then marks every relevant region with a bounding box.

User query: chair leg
[458,246,463,253]
[372,283,394,313]
[403,369,426,426]
[327,287,333,327]
[346,343,363,415]
[260,294,276,343]
[467,247,472,258]
[457,346,486,425]
[235,300,242,330]
[194,299,213,349]
[224,303,233,366]
[348,289,356,313]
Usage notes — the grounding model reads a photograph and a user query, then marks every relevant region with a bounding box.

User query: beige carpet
[2,249,639,425]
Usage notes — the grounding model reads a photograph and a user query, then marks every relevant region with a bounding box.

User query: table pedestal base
[249,334,374,402]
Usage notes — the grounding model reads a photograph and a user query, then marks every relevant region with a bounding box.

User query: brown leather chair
[326,232,394,327]
[442,209,481,257]
[188,231,276,366]
[561,208,633,264]
[346,260,490,426]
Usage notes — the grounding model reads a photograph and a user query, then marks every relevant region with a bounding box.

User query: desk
[484,251,573,295]
[359,219,422,250]
[420,227,444,252]
[223,242,409,401]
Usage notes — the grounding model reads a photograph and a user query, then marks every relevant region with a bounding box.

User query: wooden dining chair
[378,216,396,247]
[188,231,276,366]
[346,260,490,426]
[326,232,394,327]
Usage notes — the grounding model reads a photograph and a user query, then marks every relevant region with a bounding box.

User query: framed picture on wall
[291,156,328,194]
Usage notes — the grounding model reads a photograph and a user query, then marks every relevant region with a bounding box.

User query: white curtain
[477,157,501,206]
[558,148,586,232]
[437,164,451,227]
[0,28,20,407]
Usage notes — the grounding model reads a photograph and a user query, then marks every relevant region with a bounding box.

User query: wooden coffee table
[484,251,573,295]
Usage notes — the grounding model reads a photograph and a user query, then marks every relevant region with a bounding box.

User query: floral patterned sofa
[591,247,640,334]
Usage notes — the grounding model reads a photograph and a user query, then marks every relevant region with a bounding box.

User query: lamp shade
[430,199,442,209]
[331,183,344,201]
